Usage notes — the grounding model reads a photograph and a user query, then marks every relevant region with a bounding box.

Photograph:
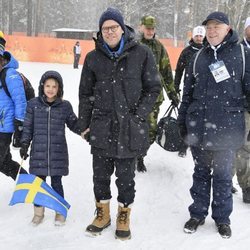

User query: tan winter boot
[55,213,66,226]
[115,204,131,240]
[31,206,45,226]
[86,200,111,236]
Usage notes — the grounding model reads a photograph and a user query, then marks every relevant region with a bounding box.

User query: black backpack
[0,68,35,101]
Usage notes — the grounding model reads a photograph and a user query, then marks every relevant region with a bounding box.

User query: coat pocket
[129,116,149,151]
[89,116,111,149]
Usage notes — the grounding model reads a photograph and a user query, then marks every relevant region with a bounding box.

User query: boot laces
[95,207,104,221]
[118,211,128,224]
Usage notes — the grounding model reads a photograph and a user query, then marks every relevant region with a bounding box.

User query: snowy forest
[0,0,250,41]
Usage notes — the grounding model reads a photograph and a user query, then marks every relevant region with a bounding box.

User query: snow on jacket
[21,71,80,176]
[177,30,250,150]
[0,51,26,133]
[78,25,161,158]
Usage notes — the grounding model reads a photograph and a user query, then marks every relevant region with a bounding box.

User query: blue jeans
[189,147,234,224]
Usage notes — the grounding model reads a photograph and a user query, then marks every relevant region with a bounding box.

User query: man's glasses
[101,25,120,33]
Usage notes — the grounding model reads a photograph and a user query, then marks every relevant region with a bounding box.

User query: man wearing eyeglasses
[137,15,179,172]
[78,8,161,240]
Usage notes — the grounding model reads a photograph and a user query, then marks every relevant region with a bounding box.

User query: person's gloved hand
[20,144,29,160]
[179,124,187,140]
[13,119,23,148]
[168,92,179,107]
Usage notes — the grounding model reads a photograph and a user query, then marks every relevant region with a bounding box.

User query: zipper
[47,106,51,176]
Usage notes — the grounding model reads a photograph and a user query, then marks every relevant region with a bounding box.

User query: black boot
[242,187,250,203]
[184,218,205,233]
[216,223,231,239]
[137,157,147,172]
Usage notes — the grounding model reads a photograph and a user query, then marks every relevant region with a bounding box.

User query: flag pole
[15,158,24,185]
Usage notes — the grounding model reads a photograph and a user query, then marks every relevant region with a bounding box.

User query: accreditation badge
[209,61,230,83]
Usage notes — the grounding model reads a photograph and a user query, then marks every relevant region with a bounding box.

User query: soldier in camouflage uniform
[137,15,179,172]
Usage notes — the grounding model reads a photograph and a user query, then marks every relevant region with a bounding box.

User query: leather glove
[20,143,29,160]
[179,124,187,140]
[168,92,180,107]
[13,119,23,148]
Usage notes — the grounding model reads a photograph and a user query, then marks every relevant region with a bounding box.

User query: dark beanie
[99,7,125,31]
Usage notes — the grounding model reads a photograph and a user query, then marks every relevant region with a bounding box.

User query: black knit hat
[99,7,125,31]
[39,70,64,98]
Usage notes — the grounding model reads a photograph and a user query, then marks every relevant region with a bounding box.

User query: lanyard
[210,44,221,61]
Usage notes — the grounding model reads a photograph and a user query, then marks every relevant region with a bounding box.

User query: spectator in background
[242,17,250,48]
[73,41,81,69]
[174,25,205,158]
[232,17,250,203]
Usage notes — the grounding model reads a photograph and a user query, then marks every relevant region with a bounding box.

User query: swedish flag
[9,174,70,218]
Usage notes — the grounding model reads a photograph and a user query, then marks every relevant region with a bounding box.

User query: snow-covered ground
[0,62,250,250]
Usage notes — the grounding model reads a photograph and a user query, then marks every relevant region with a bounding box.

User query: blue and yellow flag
[9,174,70,218]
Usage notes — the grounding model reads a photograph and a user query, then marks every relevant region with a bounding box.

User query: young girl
[20,70,80,226]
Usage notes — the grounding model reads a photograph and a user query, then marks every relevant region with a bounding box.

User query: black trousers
[0,133,27,180]
[73,54,80,68]
[92,155,136,207]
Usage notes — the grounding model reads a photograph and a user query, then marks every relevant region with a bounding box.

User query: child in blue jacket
[20,70,80,226]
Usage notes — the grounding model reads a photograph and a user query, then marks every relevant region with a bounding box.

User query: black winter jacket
[174,39,203,92]
[21,97,80,176]
[78,26,161,158]
[178,30,250,150]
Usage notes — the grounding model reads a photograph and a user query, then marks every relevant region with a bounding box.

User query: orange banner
[4,35,183,70]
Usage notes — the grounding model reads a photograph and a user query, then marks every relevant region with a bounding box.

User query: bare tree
[27,0,33,36]
[8,0,13,34]
[216,0,250,39]
[34,0,41,36]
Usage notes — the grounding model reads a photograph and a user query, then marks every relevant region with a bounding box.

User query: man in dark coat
[233,17,250,203]
[177,12,250,238]
[78,8,161,240]
[174,25,205,157]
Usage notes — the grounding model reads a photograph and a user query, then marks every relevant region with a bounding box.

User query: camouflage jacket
[140,36,177,103]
